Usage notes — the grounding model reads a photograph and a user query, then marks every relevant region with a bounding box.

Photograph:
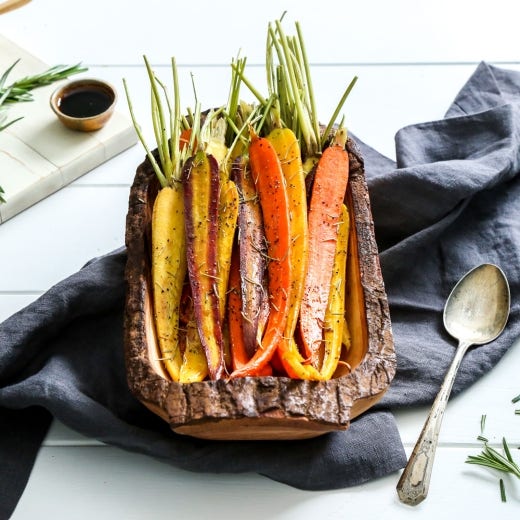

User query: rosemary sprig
[0,60,87,104]
[466,437,520,479]
[465,410,520,502]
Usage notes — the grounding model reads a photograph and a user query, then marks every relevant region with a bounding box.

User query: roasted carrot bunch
[125,21,366,382]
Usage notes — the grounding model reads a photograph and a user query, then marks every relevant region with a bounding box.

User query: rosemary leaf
[503,437,514,463]
[499,478,507,502]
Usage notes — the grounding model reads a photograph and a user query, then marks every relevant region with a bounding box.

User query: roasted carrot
[321,204,349,379]
[266,128,307,337]
[232,156,269,357]
[179,291,209,383]
[229,129,292,378]
[227,246,248,369]
[299,128,350,368]
[228,246,272,375]
[150,184,187,381]
[216,179,239,319]
[183,151,226,380]
[277,338,323,380]
[179,128,192,151]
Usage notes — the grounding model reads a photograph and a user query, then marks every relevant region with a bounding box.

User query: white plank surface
[1,1,520,518]
[1,0,520,65]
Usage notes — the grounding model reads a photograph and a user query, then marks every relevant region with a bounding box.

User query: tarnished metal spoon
[396,263,510,506]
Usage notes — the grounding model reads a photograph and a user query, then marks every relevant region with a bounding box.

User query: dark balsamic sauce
[58,89,112,118]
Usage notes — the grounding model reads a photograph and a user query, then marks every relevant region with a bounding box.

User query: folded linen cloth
[1,61,520,518]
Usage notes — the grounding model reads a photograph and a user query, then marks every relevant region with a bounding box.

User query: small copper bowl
[50,78,117,132]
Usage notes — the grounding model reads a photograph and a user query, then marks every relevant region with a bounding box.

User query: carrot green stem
[123,78,167,188]
[144,56,172,181]
[274,20,315,155]
[320,76,358,150]
[230,62,266,107]
[295,21,320,147]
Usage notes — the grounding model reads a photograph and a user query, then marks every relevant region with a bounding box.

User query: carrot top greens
[124,57,199,188]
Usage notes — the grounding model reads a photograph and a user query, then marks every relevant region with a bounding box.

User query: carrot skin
[179,290,209,383]
[299,143,350,367]
[183,151,225,380]
[216,177,239,323]
[232,156,269,357]
[151,185,187,382]
[228,246,272,376]
[227,246,249,369]
[321,204,349,379]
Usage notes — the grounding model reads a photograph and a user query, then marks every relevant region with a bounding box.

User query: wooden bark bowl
[124,139,395,441]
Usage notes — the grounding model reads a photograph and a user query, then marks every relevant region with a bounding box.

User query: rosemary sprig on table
[465,408,520,502]
[0,59,87,203]
[0,60,87,104]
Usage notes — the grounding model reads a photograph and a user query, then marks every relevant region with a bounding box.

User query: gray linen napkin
[1,61,520,518]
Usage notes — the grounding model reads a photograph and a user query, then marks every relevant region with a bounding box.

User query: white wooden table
[1,1,520,518]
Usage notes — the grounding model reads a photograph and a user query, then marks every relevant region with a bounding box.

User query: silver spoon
[396,263,510,506]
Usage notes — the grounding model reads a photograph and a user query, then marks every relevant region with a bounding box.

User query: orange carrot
[228,246,250,369]
[179,128,194,151]
[299,128,350,368]
[229,129,292,378]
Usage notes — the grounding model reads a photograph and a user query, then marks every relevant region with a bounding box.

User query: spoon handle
[396,340,472,505]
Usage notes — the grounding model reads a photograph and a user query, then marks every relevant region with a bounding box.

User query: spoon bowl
[443,263,510,346]
[397,263,510,506]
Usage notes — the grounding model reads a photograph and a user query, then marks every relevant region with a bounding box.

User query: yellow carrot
[151,184,187,381]
[180,318,209,383]
[321,204,349,379]
[217,179,239,322]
